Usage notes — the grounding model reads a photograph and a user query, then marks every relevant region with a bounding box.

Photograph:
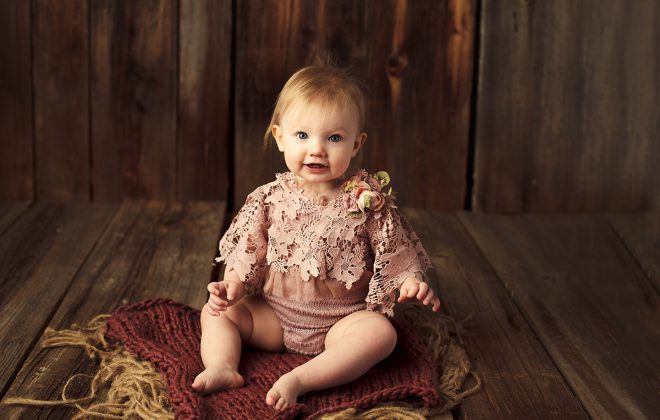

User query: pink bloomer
[262,294,367,356]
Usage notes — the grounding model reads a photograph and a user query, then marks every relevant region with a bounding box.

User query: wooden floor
[0,202,657,419]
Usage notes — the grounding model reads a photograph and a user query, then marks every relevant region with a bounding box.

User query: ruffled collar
[274,169,395,218]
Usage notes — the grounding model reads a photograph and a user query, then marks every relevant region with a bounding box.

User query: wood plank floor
[0,202,657,419]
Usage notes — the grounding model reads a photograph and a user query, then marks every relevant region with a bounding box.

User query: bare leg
[265,310,397,410]
[192,295,284,394]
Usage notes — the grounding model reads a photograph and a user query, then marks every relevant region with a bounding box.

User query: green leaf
[374,171,390,187]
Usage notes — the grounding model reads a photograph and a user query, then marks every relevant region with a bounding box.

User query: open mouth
[305,163,327,169]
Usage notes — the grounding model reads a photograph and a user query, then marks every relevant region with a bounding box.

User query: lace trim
[365,209,432,316]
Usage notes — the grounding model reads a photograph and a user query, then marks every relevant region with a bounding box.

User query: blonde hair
[263,65,366,147]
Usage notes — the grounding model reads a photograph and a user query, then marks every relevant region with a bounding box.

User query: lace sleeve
[365,208,432,316]
[216,188,269,290]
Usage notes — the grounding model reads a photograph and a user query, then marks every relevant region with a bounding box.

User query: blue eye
[328,134,342,143]
[296,132,308,140]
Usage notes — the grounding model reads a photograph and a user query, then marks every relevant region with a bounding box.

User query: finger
[207,282,220,295]
[206,303,223,315]
[416,282,429,300]
[217,282,228,298]
[208,293,227,306]
[210,293,229,306]
[432,298,441,312]
[208,299,225,312]
[407,283,419,298]
[228,281,241,301]
[399,286,414,302]
[423,289,435,305]
[397,286,408,302]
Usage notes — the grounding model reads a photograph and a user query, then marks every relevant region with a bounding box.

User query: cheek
[282,144,304,164]
[332,151,353,171]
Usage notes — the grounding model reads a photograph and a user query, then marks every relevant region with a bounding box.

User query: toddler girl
[191,65,440,410]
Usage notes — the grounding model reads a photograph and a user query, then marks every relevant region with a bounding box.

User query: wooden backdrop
[0,0,657,212]
[474,0,659,212]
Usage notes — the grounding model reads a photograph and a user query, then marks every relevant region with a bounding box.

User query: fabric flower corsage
[342,170,394,217]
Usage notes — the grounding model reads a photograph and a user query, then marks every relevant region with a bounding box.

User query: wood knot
[386,54,408,78]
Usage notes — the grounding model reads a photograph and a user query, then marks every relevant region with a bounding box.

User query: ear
[352,133,367,157]
[272,125,285,152]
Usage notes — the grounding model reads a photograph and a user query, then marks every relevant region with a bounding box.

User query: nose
[308,137,327,157]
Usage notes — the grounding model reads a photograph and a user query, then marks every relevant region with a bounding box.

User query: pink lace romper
[216,171,431,356]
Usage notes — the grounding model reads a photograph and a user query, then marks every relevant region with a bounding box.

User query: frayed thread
[402,306,482,415]
[320,403,429,419]
[2,315,173,420]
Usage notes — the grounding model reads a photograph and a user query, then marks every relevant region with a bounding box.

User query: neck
[294,176,341,198]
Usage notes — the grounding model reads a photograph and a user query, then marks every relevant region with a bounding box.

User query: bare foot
[191,365,244,395]
[266,371,304,410]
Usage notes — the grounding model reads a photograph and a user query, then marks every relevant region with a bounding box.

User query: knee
[373,318,397,355]
[200,303,253,341]
[356,316,397,357]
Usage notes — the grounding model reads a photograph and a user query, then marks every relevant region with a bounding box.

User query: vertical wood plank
[364,0,475,210]
[0,202,117,398]
[1,201,224,417]
[234,0,475,210]
[234,0,312,205]
[178,0,232,201]
[91,0,177,201]
[474,1,660,212]
[0,0,33,200]
[608,213,660,292]
[459,213,660,418]
[404,209,586,419]
[33,0,90,201]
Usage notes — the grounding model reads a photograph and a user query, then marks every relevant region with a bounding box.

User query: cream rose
[357,190,385,212]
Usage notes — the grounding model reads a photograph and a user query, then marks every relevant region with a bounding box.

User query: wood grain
[1,201,224,417]
[234,0,310,205]
[178,0,232,201]
[403,209,586,419]
[607,213,660,292]
[459,213,660,418]
[0,202,30,237]
[33,0,90,201]
[0,0,33,200]
[474,1,660,211]
[91,0,177,200]
[234,0,474,210]
[0,202,117,397]
[364,0,474,210]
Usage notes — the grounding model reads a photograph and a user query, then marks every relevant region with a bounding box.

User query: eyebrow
[293,126,349,133]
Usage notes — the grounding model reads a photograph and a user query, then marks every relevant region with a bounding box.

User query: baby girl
[191,65,440,410]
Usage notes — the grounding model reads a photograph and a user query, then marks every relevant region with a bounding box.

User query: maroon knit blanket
[104,299,440,419]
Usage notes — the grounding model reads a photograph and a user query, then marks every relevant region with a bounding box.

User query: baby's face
[272,99,366,189]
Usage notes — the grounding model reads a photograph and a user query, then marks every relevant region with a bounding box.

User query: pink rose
[369,192,386,211]
[354,181,372,194]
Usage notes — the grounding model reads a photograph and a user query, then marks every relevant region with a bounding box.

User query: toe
[191,375,204,393]
[266,390,279,406]
[275,397,288,410]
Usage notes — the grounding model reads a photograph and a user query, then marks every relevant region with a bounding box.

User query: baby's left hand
[398,275,441,312]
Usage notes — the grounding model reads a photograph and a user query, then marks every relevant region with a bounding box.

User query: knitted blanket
[104,299,441,419]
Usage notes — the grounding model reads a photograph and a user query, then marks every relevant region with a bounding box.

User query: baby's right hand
[206,280,246,315]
